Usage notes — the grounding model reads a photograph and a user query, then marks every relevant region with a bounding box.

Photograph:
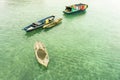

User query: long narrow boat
[34,41,49,67]
[43,18,62,28]
[23,15,55,32]
[63,3,88,14]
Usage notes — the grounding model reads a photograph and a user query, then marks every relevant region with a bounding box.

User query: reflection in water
[7,0,30,7]
[0,0,7,9]
[6,0,44,7]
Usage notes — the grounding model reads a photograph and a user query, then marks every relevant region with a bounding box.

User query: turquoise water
[0,0,120,80]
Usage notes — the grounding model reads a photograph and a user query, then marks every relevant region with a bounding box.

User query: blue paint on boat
[23,15,55,32]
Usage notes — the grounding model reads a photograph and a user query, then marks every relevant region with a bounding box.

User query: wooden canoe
[43,18,62,28]
[34,41,49,67]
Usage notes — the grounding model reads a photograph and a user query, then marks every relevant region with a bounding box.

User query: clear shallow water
[0,0,120,80]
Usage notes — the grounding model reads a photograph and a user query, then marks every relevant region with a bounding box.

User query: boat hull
[43,18,62,28]
[63,9,86,14]
[23,15,55,32]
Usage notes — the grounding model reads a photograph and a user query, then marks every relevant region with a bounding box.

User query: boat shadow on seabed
[25,23,62,38]
[25,28,43,38]
[63,10,87,18]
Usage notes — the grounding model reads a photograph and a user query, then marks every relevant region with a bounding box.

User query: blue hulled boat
[23,15,55,32]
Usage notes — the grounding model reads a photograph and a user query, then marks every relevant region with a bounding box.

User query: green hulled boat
[63,3,88,14]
